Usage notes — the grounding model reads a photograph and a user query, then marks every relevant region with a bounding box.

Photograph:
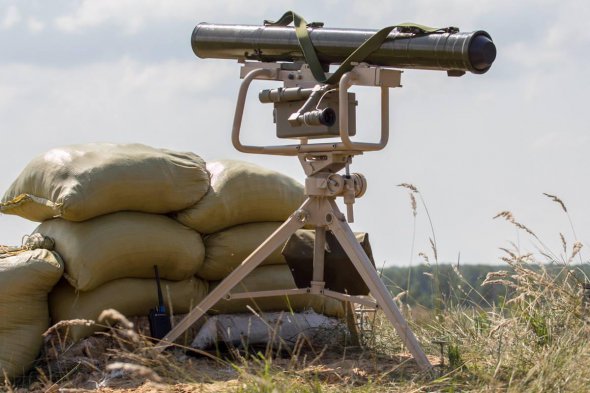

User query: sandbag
[210,265,344,317]
[1,143,210,222]
[34,212,206,291]
[174,160,305,234]
[198,222,287,281]
[0,249,64,379]
[192,311,342,349]
[49,277,209,341]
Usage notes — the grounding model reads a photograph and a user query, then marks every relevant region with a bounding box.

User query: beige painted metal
[158,155,432,371]
[325,199,432,369]
[159,205,308,345]
[311,226,326,292]
[159,62,432,371]
[322,290,377,308]
[231,63,400,156]
[224,288,309,300]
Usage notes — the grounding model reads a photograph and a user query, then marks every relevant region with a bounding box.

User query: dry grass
[22,248,587,393]
[5,193,590,392]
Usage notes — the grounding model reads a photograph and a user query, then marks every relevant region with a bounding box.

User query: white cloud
[544,2,590,47]
[54,0,288,33]
[531,131,590,151]
[1,5,21,29]
[27,17,44,33]
[503,1,590,69]
[0,58,234,123]
[347,0,541,27]
[2,0,589,264]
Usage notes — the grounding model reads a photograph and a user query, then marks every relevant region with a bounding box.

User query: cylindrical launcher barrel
[192,23,496,74]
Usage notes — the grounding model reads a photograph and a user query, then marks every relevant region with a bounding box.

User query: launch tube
[192,23,496,74]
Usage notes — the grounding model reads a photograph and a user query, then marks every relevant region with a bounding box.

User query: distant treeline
[379,264,590,309]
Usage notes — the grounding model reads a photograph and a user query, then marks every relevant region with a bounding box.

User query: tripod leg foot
[327,206,432,371]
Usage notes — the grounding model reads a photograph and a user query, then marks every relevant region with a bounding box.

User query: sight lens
[320,108,336,127]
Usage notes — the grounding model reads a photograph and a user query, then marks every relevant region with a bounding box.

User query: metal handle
[339,71,389,151]
[231,68,275,154]
[231,66,391,156]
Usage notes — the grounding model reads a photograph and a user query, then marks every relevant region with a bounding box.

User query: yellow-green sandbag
[34,212,205,291]
[48,276,209,342]
[198,222,287,281]
[210,265,344,318]
[0,249,64,379]
[174,160,304,234]
[1,143,210,222]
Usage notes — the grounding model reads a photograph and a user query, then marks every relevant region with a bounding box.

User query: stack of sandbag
[49,276,209,341]
[36,212,206,291]
[42,212,211,341]
[174,160,304,283]
[0,248,64,380]
[173,160,344,317]
[1,146,352,361]
[1,143,211,341]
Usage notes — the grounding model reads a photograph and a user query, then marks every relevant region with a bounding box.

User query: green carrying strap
[264,11,458,85]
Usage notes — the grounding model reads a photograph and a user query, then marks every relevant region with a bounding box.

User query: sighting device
[158,12,496,371]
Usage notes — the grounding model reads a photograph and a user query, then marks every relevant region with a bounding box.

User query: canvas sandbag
[209,264,344,317]
[0,249,64,379]
[198,222,287,281]
[34,211,205,291]
[174,160,305,234]
[49,277,209,341]
[1,143,210,222]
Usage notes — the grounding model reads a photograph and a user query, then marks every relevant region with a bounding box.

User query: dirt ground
[24,350,439,392]
[8,315,440,392]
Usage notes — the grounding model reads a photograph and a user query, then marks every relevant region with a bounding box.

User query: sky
[1,0,588,266]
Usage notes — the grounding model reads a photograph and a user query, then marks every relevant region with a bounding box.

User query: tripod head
[230,61,396,221]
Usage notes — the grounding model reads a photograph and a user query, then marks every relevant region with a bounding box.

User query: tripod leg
[157,206,308,348]
[327,203,432,371]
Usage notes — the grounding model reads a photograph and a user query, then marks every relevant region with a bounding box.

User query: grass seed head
[98,309,134,330]
[543,193,568,212]
[43,319,95,337]
[569,241,583,263]
[397,183,419,193]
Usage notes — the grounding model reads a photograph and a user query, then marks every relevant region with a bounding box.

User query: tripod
[158,63,432,371]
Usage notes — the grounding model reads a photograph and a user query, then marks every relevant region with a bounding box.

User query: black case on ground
[281,229,376,296]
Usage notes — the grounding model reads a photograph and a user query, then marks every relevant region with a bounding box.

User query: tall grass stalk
[397,183,443,316]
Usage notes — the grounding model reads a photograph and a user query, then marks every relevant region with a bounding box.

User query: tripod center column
[311,226,327,294]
